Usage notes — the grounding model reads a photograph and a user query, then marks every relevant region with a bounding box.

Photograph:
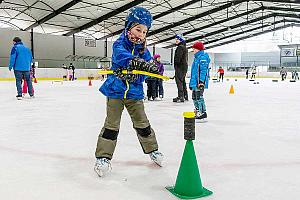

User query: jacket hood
[14,41,23,46]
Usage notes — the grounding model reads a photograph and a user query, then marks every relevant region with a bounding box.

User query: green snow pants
[95,98,158,159]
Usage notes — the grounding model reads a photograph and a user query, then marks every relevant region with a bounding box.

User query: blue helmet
[125,7,153,30]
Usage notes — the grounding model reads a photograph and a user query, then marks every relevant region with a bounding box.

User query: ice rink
[0,78,299,200]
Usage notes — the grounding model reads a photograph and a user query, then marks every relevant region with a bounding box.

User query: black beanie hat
[13,37,21,43]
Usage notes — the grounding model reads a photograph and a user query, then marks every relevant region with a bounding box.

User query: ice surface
[0,78,299,200]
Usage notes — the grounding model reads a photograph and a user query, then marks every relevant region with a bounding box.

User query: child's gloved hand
[129,57,159,74]
[113,68,138,82]
[197,81,205,90]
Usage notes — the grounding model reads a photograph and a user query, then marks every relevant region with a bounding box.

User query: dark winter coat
[174,42,188,72]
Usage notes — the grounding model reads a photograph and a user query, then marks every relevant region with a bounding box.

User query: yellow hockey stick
[98,70,173,81]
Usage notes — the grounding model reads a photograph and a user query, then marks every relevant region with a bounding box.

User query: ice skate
[159,95,163,100]
[184,95,188,101]
[94,158,112,177]
[195,112,207,123]
[16,95,23,100]
[173,97,184,103]
[149,150,164,167]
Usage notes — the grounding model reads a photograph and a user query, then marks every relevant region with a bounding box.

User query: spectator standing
[8,37,34,100]
[173,34,188,103]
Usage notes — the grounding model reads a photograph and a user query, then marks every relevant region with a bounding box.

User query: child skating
[153,54,164,99]
[189,41,210,121]
[22,64,35,97]
[94,7,163,177]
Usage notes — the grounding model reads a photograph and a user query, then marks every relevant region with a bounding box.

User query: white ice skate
[94,158,112,177]
[149,151,164,167]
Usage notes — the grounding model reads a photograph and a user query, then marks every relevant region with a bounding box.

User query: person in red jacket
[217,66,224,82]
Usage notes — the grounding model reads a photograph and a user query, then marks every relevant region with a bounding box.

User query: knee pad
[192,90,202,100]
[102,128,119,140]
[135,126,151,137]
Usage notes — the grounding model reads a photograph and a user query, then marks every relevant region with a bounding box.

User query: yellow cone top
[183,112,195,118]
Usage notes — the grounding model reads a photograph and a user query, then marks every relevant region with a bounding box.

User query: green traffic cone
[166,140,212,199]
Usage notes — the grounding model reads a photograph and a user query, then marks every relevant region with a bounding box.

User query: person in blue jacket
[9,37,34,100]
[189,41,210,120]
[94,7,164,177]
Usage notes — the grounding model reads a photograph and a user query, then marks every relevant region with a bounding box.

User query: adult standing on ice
[94,7,163,177]
[173,34,188,103]
[9,37,34,100]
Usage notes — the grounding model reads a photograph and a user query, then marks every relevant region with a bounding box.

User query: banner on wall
[281,48,295,57]
[85,39,96,47]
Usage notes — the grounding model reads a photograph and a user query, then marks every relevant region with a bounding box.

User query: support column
[30,29,34,59]
[297,45,299,67]
[152,45,156,56]
[72,34,76,61]
[104,38,108,57]
[171,48,174,64]
[279,48,282,67]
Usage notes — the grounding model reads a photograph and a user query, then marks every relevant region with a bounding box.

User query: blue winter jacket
[9,41,33,71]
[100,31,152,99]
[189,50,210,90]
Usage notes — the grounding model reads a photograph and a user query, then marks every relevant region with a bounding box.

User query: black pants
[175,69,188,98]
[156,79,164,97]
[219,73,224,82]
[146,79,157,99]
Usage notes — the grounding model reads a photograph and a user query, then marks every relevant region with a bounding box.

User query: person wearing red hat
[189,41,210,121]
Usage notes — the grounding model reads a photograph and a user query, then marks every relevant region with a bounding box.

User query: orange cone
[34,78,37,83]
[88,79,92,86]
[229,85,234,94]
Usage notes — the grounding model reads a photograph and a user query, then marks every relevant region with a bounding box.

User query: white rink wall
[0,67,101,79]
[0,67,285,79]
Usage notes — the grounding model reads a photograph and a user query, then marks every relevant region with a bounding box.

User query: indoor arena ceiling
[1,0,300,49]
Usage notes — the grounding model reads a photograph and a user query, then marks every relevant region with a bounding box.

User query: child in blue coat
[189,41,210,120]
[94,7,163,177]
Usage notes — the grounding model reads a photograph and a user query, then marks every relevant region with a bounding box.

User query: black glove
[113,68,138,82]
[197,81,205,90]
[129,57,159,74]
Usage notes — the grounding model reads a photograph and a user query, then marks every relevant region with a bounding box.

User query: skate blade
[196,119,208,123]
[94,166,111,177]
[152,160,163,167]
[94,167,104,177]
